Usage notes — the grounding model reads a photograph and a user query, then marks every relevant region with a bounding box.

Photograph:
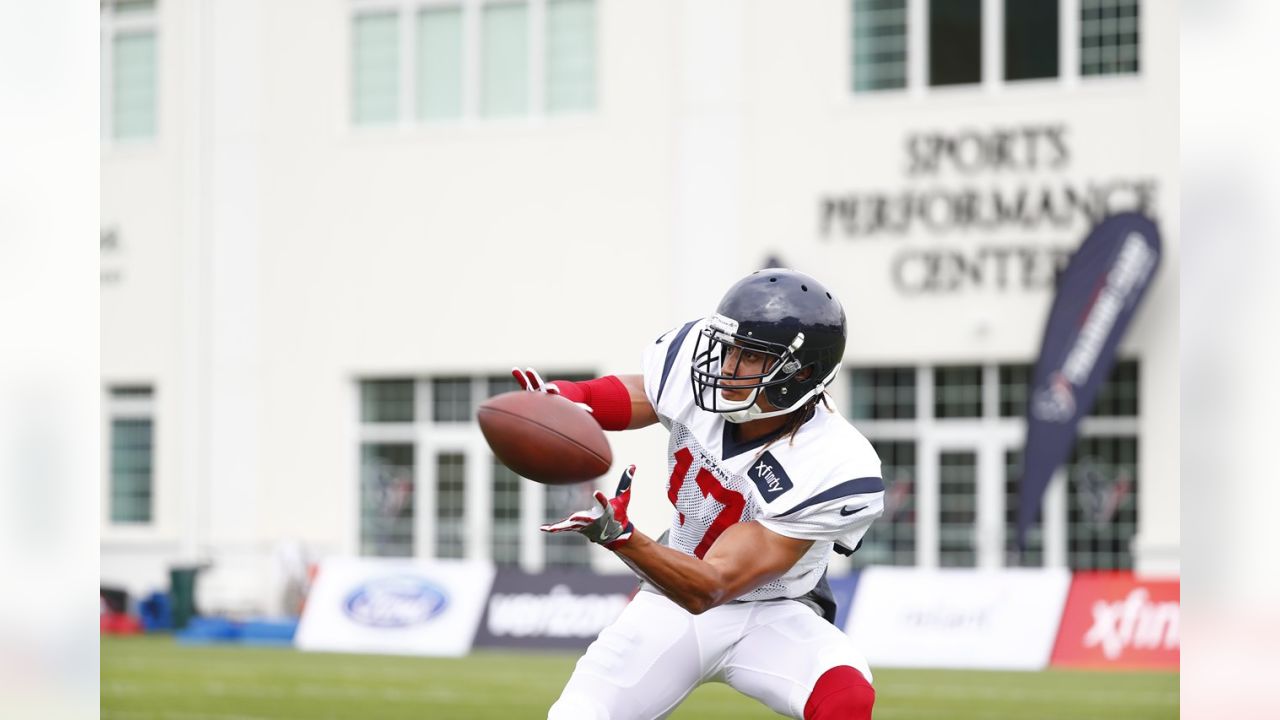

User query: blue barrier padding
[175,617,299,645]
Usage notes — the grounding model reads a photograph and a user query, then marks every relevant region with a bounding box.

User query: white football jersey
[641,319,885,603]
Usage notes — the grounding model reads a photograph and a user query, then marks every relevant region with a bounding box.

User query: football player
[514,269,882,720]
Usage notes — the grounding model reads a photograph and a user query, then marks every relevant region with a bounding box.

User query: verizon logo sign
[1052,573,1180,669]
[1082,588,1179,660]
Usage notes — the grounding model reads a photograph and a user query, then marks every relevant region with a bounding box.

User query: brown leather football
[477,391,612,485]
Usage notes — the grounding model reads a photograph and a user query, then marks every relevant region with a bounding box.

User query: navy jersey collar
[719,405,817,460]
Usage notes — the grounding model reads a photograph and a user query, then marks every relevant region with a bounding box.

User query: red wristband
[550,376,633,431]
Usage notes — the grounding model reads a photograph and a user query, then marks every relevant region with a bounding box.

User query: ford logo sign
[343,576,449,628]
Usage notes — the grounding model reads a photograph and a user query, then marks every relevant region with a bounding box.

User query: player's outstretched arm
[542,465,812,615]
[613,522,812,615]
[512,368,657,429]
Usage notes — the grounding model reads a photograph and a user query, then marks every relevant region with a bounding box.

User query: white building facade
[101,0,1177,615]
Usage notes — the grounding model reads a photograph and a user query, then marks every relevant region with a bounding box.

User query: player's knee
[548,692,611,720]
[803,665,875,720]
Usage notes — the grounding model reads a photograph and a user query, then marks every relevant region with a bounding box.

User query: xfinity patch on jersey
[748,451,794,500]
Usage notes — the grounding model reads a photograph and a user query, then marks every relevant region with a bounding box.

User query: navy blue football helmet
[690,269,847,422]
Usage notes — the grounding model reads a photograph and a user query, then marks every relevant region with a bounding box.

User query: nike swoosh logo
[840,505,867,517]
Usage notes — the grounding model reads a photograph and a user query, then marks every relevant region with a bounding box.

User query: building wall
[101,0,1178,612]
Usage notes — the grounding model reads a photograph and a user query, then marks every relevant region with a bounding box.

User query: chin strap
[722,370,836,424]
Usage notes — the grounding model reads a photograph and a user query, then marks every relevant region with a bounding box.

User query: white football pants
[547,590,872,720]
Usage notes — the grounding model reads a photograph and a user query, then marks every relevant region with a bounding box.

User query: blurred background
[93,0,1182,716]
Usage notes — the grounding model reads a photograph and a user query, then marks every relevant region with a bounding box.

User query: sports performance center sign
[818,124,1160,295]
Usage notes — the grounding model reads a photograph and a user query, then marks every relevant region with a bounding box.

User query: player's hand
[540,465,635,549]
[511,367,593,414]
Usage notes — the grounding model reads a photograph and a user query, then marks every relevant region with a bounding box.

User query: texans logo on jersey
[747,451,794,501]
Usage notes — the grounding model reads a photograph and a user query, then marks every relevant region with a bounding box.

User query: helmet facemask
[690,314,818,423]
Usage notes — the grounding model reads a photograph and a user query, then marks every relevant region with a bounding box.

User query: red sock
[804,666,875,720]
[550,376,633,431]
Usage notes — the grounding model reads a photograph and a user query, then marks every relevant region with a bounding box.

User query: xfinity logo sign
[748,451,794,500]
[343,576,449,628]
[1082,588,1179,660]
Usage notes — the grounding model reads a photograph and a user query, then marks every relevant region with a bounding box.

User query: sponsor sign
[1050,573,1179,669]
[296,557,494,657]
[474,568,638,650]
[1017,212,1161,548]
[845,567,1070,670]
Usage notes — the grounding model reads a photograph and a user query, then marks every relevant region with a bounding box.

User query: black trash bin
[169,566,202,630]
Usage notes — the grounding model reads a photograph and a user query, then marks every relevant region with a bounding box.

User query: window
[1080,0,1139,76]
[938,451,977,567]
[545,483,593,567]
[934,365,983,418]
[1004,449,1044,565]
[481,2,530,116]
[851,0,908,92]
[491,457,522,565]
[357,372,594,563]
[849,367,915,420]
[352,0,596,125]
[435,452,467,559]
[928,0,982,86]
[432,377,473,422]
[998,360,1138,418]
[1067,436,1138,569]
[361,379,415,423]
[360,443,415,556]
[352,11,401,124]
[101,0,158,141]
[1091,360,1139,416]
[852,441,917,566]
[546,0,597,112]
[1005,0,1059,81]
[107,386,155,524]
[416,7,464,120]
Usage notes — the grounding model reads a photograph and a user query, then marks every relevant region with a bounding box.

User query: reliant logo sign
[1051,573,1179,669]
[343,575,449,628]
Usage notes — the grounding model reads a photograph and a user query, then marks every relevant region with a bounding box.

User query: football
[477,391,613,485]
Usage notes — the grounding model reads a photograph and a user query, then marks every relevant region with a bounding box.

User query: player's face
[719,345,774,403]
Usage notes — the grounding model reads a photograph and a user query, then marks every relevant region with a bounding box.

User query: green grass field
[102,636,1177,719]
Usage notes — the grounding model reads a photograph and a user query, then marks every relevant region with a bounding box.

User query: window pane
[436,452,467,559]
[110,385,154,399]
[1004,449,1045,565]
[934,365,983,418]
[491,457,522,565]
[360,443,415,557]
[361,379,415,423]
[482,2,529,116]
[432,378,473,422]
[849,367,916,420]
[1067,436,1138,570]
[852,0,908,92]
[110,419,153,523]
[546,0,596,112]
[1080,0,1140,76]
[113,0,156,15]
[998,363,1032,417]
[487,374,523,398]
[1091,360,1139,417]
[545,483,592,567]
[938,450,977,567]
[353,12,400,125]
[1004,0,1058,81]
[852,441,916,566]
[112,31,157,139]
[417,7,463,120]
[928,0,982,86]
